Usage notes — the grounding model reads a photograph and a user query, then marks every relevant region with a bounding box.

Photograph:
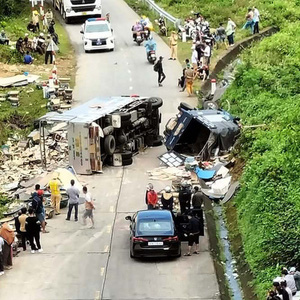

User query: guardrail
[141,0,180,28]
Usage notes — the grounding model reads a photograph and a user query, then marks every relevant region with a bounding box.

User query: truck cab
[53,0,102,23]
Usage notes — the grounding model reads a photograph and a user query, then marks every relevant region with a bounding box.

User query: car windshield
[137,218,173,236]
[86,24,109,33]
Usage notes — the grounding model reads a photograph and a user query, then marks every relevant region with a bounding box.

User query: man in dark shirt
[25,208,42,253]
[184,213,201,256]
[192,186,206,223]
[154,56,166,87]
[178,184,191,214]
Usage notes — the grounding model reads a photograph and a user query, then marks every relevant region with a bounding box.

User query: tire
[203,101,219,110]
[148,97,163,109]
[121,151,132,160]
[130,250,135,258]
[152,136,163,147]
[122,158,133,166]
[179,102,194,111]
[175,249,182,258]
[104,135,116,155]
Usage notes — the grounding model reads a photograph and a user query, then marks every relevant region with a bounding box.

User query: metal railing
[141,0,180,28]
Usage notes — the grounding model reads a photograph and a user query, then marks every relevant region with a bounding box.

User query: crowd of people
[0,8,58,65]
[0,177,95,277]
[267,267,300,299]
[145,182,206,256]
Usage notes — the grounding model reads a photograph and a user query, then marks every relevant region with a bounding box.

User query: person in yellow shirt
[47,176,62,215]
[169,31,178,60]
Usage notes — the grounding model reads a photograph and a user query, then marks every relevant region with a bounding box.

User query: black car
[125,210,181,258]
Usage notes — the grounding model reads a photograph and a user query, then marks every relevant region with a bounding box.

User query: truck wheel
[121,151,132,160]
[104,135,116,155]
[152,136,163,147]
[148,97,163,109]
[179,102,194,111]
[203,101,219,110]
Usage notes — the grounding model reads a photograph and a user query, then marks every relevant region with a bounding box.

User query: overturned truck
[39,96,163,174]
[164,103,240,160]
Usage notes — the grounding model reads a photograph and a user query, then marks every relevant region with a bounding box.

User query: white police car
[80,18,115,52]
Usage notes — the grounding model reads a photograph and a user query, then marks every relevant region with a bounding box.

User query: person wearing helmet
[144,35,157,57]
[132,20,144,41]
[161,186,173,211]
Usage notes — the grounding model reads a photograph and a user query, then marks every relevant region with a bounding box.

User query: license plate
[148,242,163,246]
[82,12,87,15]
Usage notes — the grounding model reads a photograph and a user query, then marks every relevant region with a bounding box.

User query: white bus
[53,0,102,23]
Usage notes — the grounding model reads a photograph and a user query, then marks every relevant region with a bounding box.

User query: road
[0,0,219,299]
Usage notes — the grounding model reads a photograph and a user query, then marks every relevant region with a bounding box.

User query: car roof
[86,18,109,25]
[136,210,172,220]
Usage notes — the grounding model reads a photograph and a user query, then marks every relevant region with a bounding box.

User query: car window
[137,218,173,236]
[86,24,109,33]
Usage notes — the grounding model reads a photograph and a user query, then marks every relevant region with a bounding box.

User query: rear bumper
[133,244,181,257]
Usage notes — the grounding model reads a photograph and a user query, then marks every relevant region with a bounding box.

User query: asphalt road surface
[0,0,219,299]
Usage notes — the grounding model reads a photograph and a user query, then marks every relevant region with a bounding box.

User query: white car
[81,18,115,52]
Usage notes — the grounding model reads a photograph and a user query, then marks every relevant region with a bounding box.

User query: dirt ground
[0,54,75,81]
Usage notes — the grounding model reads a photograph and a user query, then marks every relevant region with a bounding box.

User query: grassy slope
[221,23,300,299]
[0,1,73,145]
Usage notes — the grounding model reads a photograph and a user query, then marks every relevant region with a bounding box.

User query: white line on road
[103,245,109,253]
[101,267,105,276]
[129,77,132,82]
[129,86,133,90]
[106,225,112,234]
[127,69,131,74]
[109,205,114,213]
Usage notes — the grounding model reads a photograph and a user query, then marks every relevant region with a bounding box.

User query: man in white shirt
[202,42,211,67]
[253,6,260,34]
[191,46,198,71]
[226,17,236,46]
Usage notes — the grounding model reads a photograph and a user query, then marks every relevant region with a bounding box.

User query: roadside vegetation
[0,0,74,146]
[221,22,300,298]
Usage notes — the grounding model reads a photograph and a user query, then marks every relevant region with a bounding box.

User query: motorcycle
[135,31,144,46]
[155,17,167,36]
[147,50,156,64]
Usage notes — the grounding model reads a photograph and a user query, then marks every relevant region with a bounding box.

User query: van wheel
[122,158,133,166]
[148,97,163,109]
[179,102,194,111]
[104,135,116,155]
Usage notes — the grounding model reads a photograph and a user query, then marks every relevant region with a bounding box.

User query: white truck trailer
[53,0,102,23]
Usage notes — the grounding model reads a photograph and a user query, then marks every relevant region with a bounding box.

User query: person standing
[289,267,300,291]
[282,269,297,295]
[161,186,173,211]
[47,176,62,215]
[169,31,178,60]
[226,17,236,46]
[25,208,42,254]
[0,223,14,270]
[145,183,158,209]
[184,213,201,256]
[178,183,192,214]
[32,10,40,33]
[154,56,166,87]
[32,184,48,233]
[0,236,4,276]
[202,42,211,67]
[191,46,199,72]
[66,180,80,222]
[192,186,205,223]
[184,64,196,97]
[243,8,254,34]
[215,23,227,49]
[18,207,28,251]
[45,8,53,29]
[253,6,260,34]
[82,186,95,228]
[45,35,54,64]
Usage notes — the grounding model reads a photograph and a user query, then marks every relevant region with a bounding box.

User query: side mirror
[80,30,83,34]
[125,216,132,221]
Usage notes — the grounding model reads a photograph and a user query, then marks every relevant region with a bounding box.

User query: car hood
[84,32,112,39]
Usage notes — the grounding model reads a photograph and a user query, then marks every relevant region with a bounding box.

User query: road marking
[103,245,109,253]
[101,267,105,276]
[106,225,112,234]
[94,290,101,300]
[129,77,132,82]
[127,69,131,74]
[129,86,133,90]
[109,205,114,213]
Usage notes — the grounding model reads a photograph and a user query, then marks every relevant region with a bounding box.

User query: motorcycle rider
[144,35,157,60]
[157,15,166,35]
[140,15,153,39]
[132,20,144,41]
